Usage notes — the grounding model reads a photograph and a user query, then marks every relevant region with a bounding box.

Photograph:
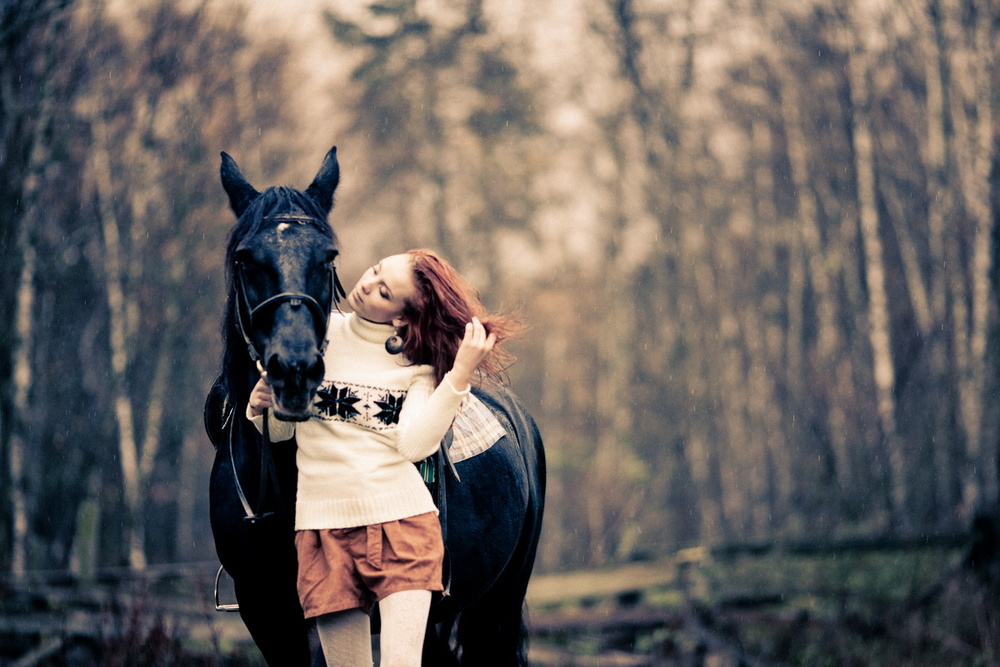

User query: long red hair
[398,249,522,386]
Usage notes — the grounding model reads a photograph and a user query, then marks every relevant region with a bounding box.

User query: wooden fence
[0,529,987,666]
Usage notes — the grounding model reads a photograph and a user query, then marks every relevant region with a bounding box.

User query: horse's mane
[218,186,338,409]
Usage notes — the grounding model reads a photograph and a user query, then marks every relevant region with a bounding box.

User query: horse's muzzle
[265,351,324,422]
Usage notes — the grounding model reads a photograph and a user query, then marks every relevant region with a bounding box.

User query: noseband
[233,214,346,365]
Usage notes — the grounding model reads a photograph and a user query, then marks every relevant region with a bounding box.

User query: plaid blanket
[448,394,505,463]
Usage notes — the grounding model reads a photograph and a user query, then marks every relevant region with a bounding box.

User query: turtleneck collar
[348,312,396,345]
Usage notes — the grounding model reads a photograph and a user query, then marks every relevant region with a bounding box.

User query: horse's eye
[235,249,260,270]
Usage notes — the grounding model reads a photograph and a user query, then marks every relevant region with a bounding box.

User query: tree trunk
[89,104,185,570]
[10,217,36,579]
[90,130,146,571]
[775,69,853,489]
[882,181,933,336]
[174,432,200,561]
[943,0,996,507]
[913,0,960,520]
[589,267,642,561]
[5,10,66,575]
[846,35,907,527]
[685,252,730,542]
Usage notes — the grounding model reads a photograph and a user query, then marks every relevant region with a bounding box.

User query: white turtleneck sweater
[248,311,468,530]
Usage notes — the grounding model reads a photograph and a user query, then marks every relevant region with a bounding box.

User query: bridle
[232,213,346,366]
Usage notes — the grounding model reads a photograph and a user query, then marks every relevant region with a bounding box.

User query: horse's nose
[264,352,324,388]
[264,352,325,419]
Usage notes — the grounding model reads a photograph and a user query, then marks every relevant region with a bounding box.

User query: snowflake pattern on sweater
[314,380,407,431]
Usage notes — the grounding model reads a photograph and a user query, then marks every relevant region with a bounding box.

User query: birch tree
[775,61,854,490]
[2,1,72,577]
[939,0,997,508]
[845,9,908,526]
[87,122,149,570]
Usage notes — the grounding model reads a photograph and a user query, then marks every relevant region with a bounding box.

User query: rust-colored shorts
[295,512,444,618]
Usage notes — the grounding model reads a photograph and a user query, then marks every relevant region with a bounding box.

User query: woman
[248,249,520,666]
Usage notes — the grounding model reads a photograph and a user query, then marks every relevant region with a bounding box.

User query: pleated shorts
[294,512,444,617]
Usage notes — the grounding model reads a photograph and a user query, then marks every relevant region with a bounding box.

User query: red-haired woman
[248,249,520,666]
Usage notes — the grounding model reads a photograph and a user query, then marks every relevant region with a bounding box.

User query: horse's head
[221,147,342,421]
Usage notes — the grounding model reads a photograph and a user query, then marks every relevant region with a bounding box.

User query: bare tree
[845,5,908,526]
[940,0,997,507]
[2,1,72,578]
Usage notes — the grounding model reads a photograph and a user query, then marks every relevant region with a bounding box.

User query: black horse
[204,147,546,666]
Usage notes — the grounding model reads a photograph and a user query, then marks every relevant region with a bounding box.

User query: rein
[216,402,282,612]
[228,407,280,524]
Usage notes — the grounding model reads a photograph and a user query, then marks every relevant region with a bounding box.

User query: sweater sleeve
[394,373,470,462]
[245,404,297,442]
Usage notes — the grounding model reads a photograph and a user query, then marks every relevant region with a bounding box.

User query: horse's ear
[305,146,340,214]
[220,151,261,218]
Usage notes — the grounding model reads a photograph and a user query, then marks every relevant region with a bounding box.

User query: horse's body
[205,147,545,666]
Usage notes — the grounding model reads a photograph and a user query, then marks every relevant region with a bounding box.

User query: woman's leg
[315,608,373,667]
[377,590,432,667]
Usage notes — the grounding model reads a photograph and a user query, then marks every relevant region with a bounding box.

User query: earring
[385,331,404,355]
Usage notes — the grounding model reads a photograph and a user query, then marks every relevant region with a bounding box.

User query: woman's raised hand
[447,317,496,391]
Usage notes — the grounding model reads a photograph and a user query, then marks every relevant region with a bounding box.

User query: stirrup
[214,564,240,612]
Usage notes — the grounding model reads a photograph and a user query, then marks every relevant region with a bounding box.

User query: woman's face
[347,253,417,325]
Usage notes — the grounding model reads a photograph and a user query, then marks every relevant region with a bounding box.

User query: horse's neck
[220,298,254,399]
[222,348,256,410]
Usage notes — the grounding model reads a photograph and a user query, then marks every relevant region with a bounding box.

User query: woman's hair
[398,249,522,386]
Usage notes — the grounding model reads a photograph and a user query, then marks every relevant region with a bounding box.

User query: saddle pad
[448,394,505,463]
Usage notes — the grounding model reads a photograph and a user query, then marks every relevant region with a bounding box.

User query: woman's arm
[393,374,468,461]
[394,318,496,461]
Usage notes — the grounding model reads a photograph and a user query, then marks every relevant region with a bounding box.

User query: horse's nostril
[264,356,285,382]
[307,356,325,384]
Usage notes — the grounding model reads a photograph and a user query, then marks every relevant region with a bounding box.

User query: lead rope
[258,409,274,521]
[216,406,277,612]
[228,407,256,521]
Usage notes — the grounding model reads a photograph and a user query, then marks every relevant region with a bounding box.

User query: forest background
[2,0,999,588]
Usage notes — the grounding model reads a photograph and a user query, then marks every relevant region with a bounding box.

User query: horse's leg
[442,509,537,667]
[214,464,313,665]
[233,568,314,666]
[421,618,460,667]
[453,484,542,667]
[454,580,530,667]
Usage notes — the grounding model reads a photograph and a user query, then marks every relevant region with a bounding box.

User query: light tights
[314,590,431,667]
[377,589,431,667]
[316,608,372,667]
